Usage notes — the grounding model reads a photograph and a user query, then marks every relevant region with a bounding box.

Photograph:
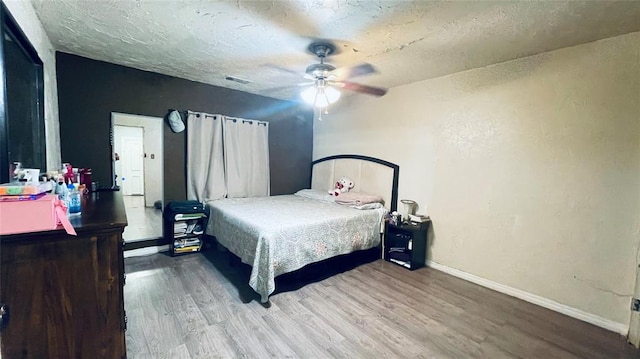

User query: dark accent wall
[56,52,313,202]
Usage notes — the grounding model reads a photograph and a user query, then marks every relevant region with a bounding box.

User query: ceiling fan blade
[330,63,376,81]
[339,81,387,97]
[264,82,314,92]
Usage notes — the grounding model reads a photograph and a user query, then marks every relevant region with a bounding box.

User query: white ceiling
[29,0,640,102]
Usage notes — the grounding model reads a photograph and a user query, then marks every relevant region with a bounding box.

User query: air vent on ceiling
[225,76,251,85]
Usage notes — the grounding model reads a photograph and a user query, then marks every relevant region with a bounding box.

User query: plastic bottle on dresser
[55,176,69,200]
[54,176,69,212]
[67,183,81,216]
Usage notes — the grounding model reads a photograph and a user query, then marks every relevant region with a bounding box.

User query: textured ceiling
[29,0,640,102]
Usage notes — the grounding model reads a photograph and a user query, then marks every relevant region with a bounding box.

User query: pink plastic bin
[0,194,59,235]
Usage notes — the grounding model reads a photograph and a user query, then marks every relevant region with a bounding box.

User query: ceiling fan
[275,41,387,115]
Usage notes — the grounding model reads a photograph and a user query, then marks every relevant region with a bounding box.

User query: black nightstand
[384,220,430,270]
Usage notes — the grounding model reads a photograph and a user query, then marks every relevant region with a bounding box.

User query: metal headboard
[310,154,399,212]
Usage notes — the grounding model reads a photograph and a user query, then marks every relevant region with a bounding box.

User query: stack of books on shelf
[173,218,204,254]
[173,221,189,238]
[174,237,202,253]
[173,220,203,238]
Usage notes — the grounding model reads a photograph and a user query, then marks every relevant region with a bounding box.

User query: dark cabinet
[384,220,430,270]
[0,191,127,358]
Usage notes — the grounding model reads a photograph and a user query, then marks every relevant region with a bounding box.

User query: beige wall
[3,0,60,170]
[314,32,640,327]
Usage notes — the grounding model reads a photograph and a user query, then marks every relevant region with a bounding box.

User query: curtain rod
[186,110,218,119]
[225,117,268,126]
[185,111,267,126]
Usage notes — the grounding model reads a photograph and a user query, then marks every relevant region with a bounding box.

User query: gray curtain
[186,112,226,202]
[186,112,270,202]
[223,116,270,198]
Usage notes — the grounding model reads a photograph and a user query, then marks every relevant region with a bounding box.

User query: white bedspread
[206,193,386,302]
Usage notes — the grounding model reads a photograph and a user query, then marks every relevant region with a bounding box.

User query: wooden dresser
[0,191,128,358]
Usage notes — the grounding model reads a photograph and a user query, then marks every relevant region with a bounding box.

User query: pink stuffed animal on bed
[329,177,354,196]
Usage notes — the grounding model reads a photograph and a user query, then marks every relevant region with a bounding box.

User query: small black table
[384,220,431,270]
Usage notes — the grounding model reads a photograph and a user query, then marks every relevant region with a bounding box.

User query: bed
[205,154,399,303]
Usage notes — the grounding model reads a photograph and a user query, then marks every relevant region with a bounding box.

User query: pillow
[294,189,335,203]
[350,202,384,210]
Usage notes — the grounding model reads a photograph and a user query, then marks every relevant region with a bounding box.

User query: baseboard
[123,237,169,251]
[124,245,170,258]
[426,260,628,335]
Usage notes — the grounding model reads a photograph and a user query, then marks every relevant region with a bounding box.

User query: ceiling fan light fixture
[301,84,341,108]
[324,86,341,103]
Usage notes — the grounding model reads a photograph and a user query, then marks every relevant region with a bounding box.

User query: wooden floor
[124,248,638,358]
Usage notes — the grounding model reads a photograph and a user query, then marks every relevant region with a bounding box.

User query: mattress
[206,192,386,302]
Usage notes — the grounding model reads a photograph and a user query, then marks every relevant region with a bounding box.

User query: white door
[112,113,163,207]
[119,127,145,195]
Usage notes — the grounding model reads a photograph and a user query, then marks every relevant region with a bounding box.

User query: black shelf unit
[163,201,208,256]
[384,220,430,270]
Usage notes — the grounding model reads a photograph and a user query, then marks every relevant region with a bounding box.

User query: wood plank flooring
[122,195,162,242]
[124,248,638,358]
